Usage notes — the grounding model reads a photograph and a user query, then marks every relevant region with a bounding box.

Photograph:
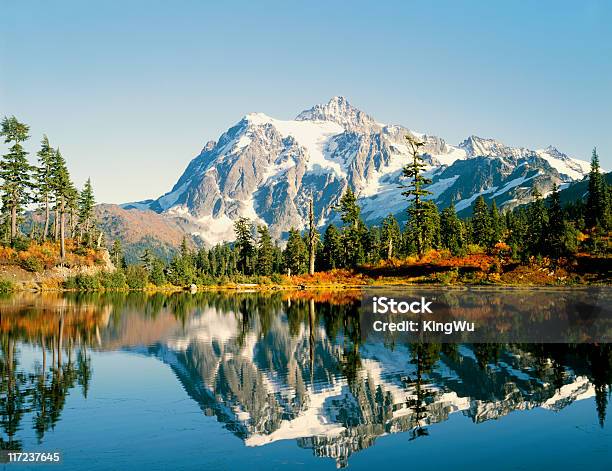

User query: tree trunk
[54,208,59,240]
[308,197,316,275]
[60,200,66,260]
[43,196,50,241]
[387,235,393,259]
[10,203,17,240]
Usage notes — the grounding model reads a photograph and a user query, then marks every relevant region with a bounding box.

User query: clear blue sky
[1,0,610,203]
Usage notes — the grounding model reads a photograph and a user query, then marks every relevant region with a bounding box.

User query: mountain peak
[295,96,377,130]
[459,135,506,157]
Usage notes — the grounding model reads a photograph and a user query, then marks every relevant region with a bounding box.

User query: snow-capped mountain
[123,97,591,244]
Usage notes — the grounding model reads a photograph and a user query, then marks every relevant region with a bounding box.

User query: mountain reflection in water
[1,290,611,468]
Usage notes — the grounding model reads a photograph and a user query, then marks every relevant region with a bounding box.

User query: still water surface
[1,289,610,470]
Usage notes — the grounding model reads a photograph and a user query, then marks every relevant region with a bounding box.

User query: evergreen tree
[195,247,210,275]
[586,148,609,229]
[489,199,503,246]
[338,187,361,228]
[337,187,366,267]
[322,223,342,270]
[66,182,79,239]
[471,195,491,247]
[110,239,124,269]
[401,135,432,256]
[364,225,382,264]
[527,187,548,255]
[0,116,32,241]
[507,206,529,259]
[380,214,401,259]
[140,248,155,271]
[440,203,464,255]
[50,148,72,259]
[307,197,318,275]
[149,258,167,286]
[284,228,307,275]
[78,178,96,244]
[256,225,274,276]
[35,135,55,240]
[547,184,565,257]
[233,217,255,275]
[405,200,440,254]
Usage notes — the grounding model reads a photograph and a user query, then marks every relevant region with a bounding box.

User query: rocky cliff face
[123,97,591,244]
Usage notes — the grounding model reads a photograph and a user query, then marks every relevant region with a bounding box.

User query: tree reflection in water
[0,290,610,467]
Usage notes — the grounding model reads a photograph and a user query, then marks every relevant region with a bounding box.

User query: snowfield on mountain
[122,97,591,245]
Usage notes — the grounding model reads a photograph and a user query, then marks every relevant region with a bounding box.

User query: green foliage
[98,270,127,290]
[586,148,610,229]
[321,223,342,270]
[471,196,491,247]
[401,135,433,256]
[380,214,401,259]
[527,187,548,255]
[78,177,96,245]
[0,116,32,241]
[0,278,14,293]
[149,259,167,286]
[167,251,196,286]
[405,200,440,255]
[233,217,255,275]
[11,236,30,252]
[256,225,274,275]
[64,273,100,291]
[110,239,125,268]
[440,203,465,255]
[284,228,307,275]
[125,265,149,289]
[20,256,44,273]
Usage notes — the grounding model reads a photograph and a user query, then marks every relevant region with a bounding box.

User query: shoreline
[3,279,610,295]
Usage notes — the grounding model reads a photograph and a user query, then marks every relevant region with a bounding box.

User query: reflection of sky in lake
[2,291,611,470]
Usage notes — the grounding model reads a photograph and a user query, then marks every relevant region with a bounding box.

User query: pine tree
[547,183,565,257]
[66,182,79,239]
[440,203,464,255]
[337,187,365,267]
[284,228,307,275]
[35,135,55,240]
[471,195,491,248]
[78,178,96,244]
[489,199,503,246]
[140,248,154,271]
[507,206,529,259]
[322,223,342,270]
[586,148,609,229]
[338,187,361,228]
[149,258,167,286]
[0,116,32,241]
[401,135,432,256]
[50,148,72,259]
[308,197,318,275]
[380,214,401,259]
[527,187,548,255]
[110,239,124,269]
[256,225,274,275]
[233,217,255,275]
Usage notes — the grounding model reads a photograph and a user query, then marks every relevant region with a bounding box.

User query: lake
[1,289,611,470]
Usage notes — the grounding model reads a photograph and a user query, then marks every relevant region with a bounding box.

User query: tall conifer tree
[401,135,432,256]
[0,116,32,241]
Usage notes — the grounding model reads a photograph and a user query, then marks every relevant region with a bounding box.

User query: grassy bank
[2,248,610,293]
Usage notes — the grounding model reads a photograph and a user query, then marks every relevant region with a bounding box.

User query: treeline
[0,116,100,257]
[114,140,609,286]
